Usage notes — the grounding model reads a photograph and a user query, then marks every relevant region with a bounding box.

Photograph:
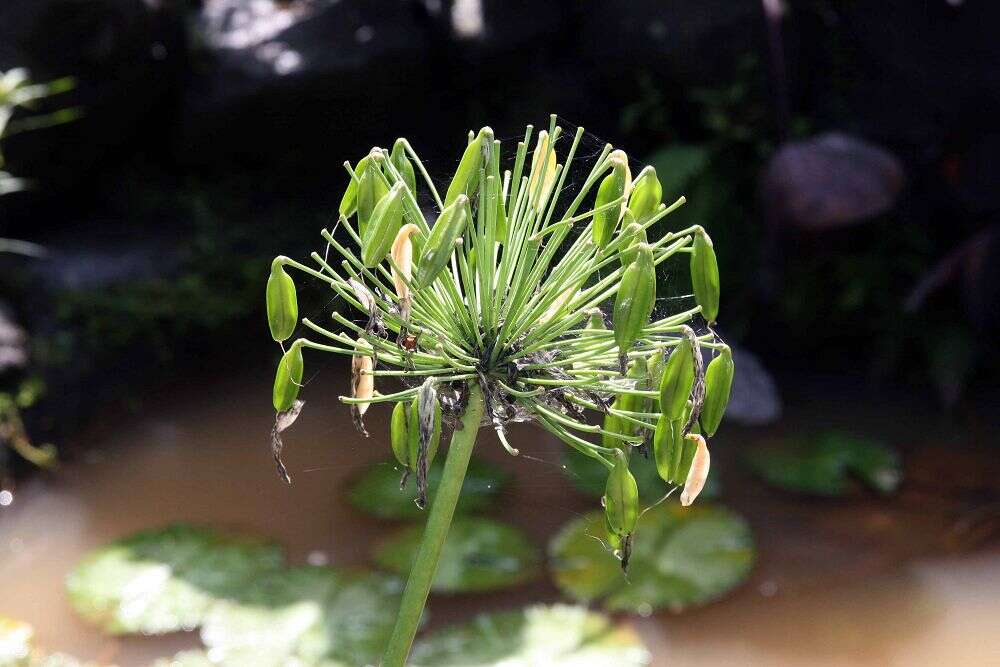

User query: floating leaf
[347,459,509,520]
[409,604,651,667]
[65,524,284,635]
[562,450,718,503]
[374,518,541,593]
[0,617,32,665]
[744,431,901,496]
[199,566,401,667]
[549,504,753,613]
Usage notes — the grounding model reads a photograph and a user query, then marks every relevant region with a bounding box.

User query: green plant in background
[265,115,735,665]
[1,68,78,482]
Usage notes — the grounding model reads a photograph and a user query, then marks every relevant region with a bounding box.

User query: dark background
[1,0,998,455]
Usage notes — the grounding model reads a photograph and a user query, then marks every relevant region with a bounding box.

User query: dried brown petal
[680,434,710,507]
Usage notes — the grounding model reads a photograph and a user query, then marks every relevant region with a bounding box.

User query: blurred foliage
[348,458,510,520]
[744,431,902,496]
[373,517,541,593]
[409,604,650,667]
[549,504,754,613]
[0,617,97,667]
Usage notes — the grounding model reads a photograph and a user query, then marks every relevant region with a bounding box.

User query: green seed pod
[700,346,734,437]
[528,130,557,213]
[592,152,631,248]
[676,430,699,485]
[272,342,303,412]
[618,213,647,267]
[647,348,665,402]
[604,452,639,538]
[604,514,622,551]
[358,155,389,237]
[339,155,371,218]
[628,166,662,221]
[390,138,417,196]
[613,243,656,355]
[445,127,491,206]
[390,401,411,469]
[415,195,470,288]
[652,414,683,482]
[618,357,650,435]
[659,334,694,419]
[266,260,298,342]
[361,181,405,267]
[467,246,477,272]
[602,411,628,451]
[691,230,720,323]
[494,186,508,242]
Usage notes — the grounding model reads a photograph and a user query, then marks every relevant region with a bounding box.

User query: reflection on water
[0,366,998,666]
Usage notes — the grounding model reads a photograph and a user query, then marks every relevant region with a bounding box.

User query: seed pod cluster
[266,260,298,342]
[613,243,656,355]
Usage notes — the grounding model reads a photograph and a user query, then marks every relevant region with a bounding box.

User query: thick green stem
[381,383,484,667]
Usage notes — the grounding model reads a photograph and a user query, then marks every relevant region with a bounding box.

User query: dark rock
[761,132,905,231]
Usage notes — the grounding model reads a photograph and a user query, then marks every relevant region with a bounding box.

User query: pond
[1,364,998,665]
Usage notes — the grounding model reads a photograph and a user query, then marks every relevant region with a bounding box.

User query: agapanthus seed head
[267,116,730,569]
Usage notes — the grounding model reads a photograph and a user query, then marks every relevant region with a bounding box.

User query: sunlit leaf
[347,459,509,520]
[549,504,754,613]
[65,524,284,635]
[409,604,651,667]
[374,517,541,593]
[200,566,401,667]
[744,431,901,496]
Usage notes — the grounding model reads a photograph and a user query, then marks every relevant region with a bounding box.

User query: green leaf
[65,524,284,635]
[744,431,901,496]
[199,566,402,667]
[347,459,509,520]
[549,504,754,613]
[374,518,541,593]
[562,449,719,503]
[409,604,651,667]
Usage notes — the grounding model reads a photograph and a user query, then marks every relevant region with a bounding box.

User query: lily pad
[562,449,719,503]
[66,524,284,635]
[744,431,901,496]
[0,618,95,667]
[549,504,754,613]
[0,617,32,665]
[347,459,510,520]
[199,566,401,667]
[374,517,541,593]
[409,603,651,667]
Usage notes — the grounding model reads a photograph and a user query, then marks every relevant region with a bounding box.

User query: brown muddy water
[1,364,998,666]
